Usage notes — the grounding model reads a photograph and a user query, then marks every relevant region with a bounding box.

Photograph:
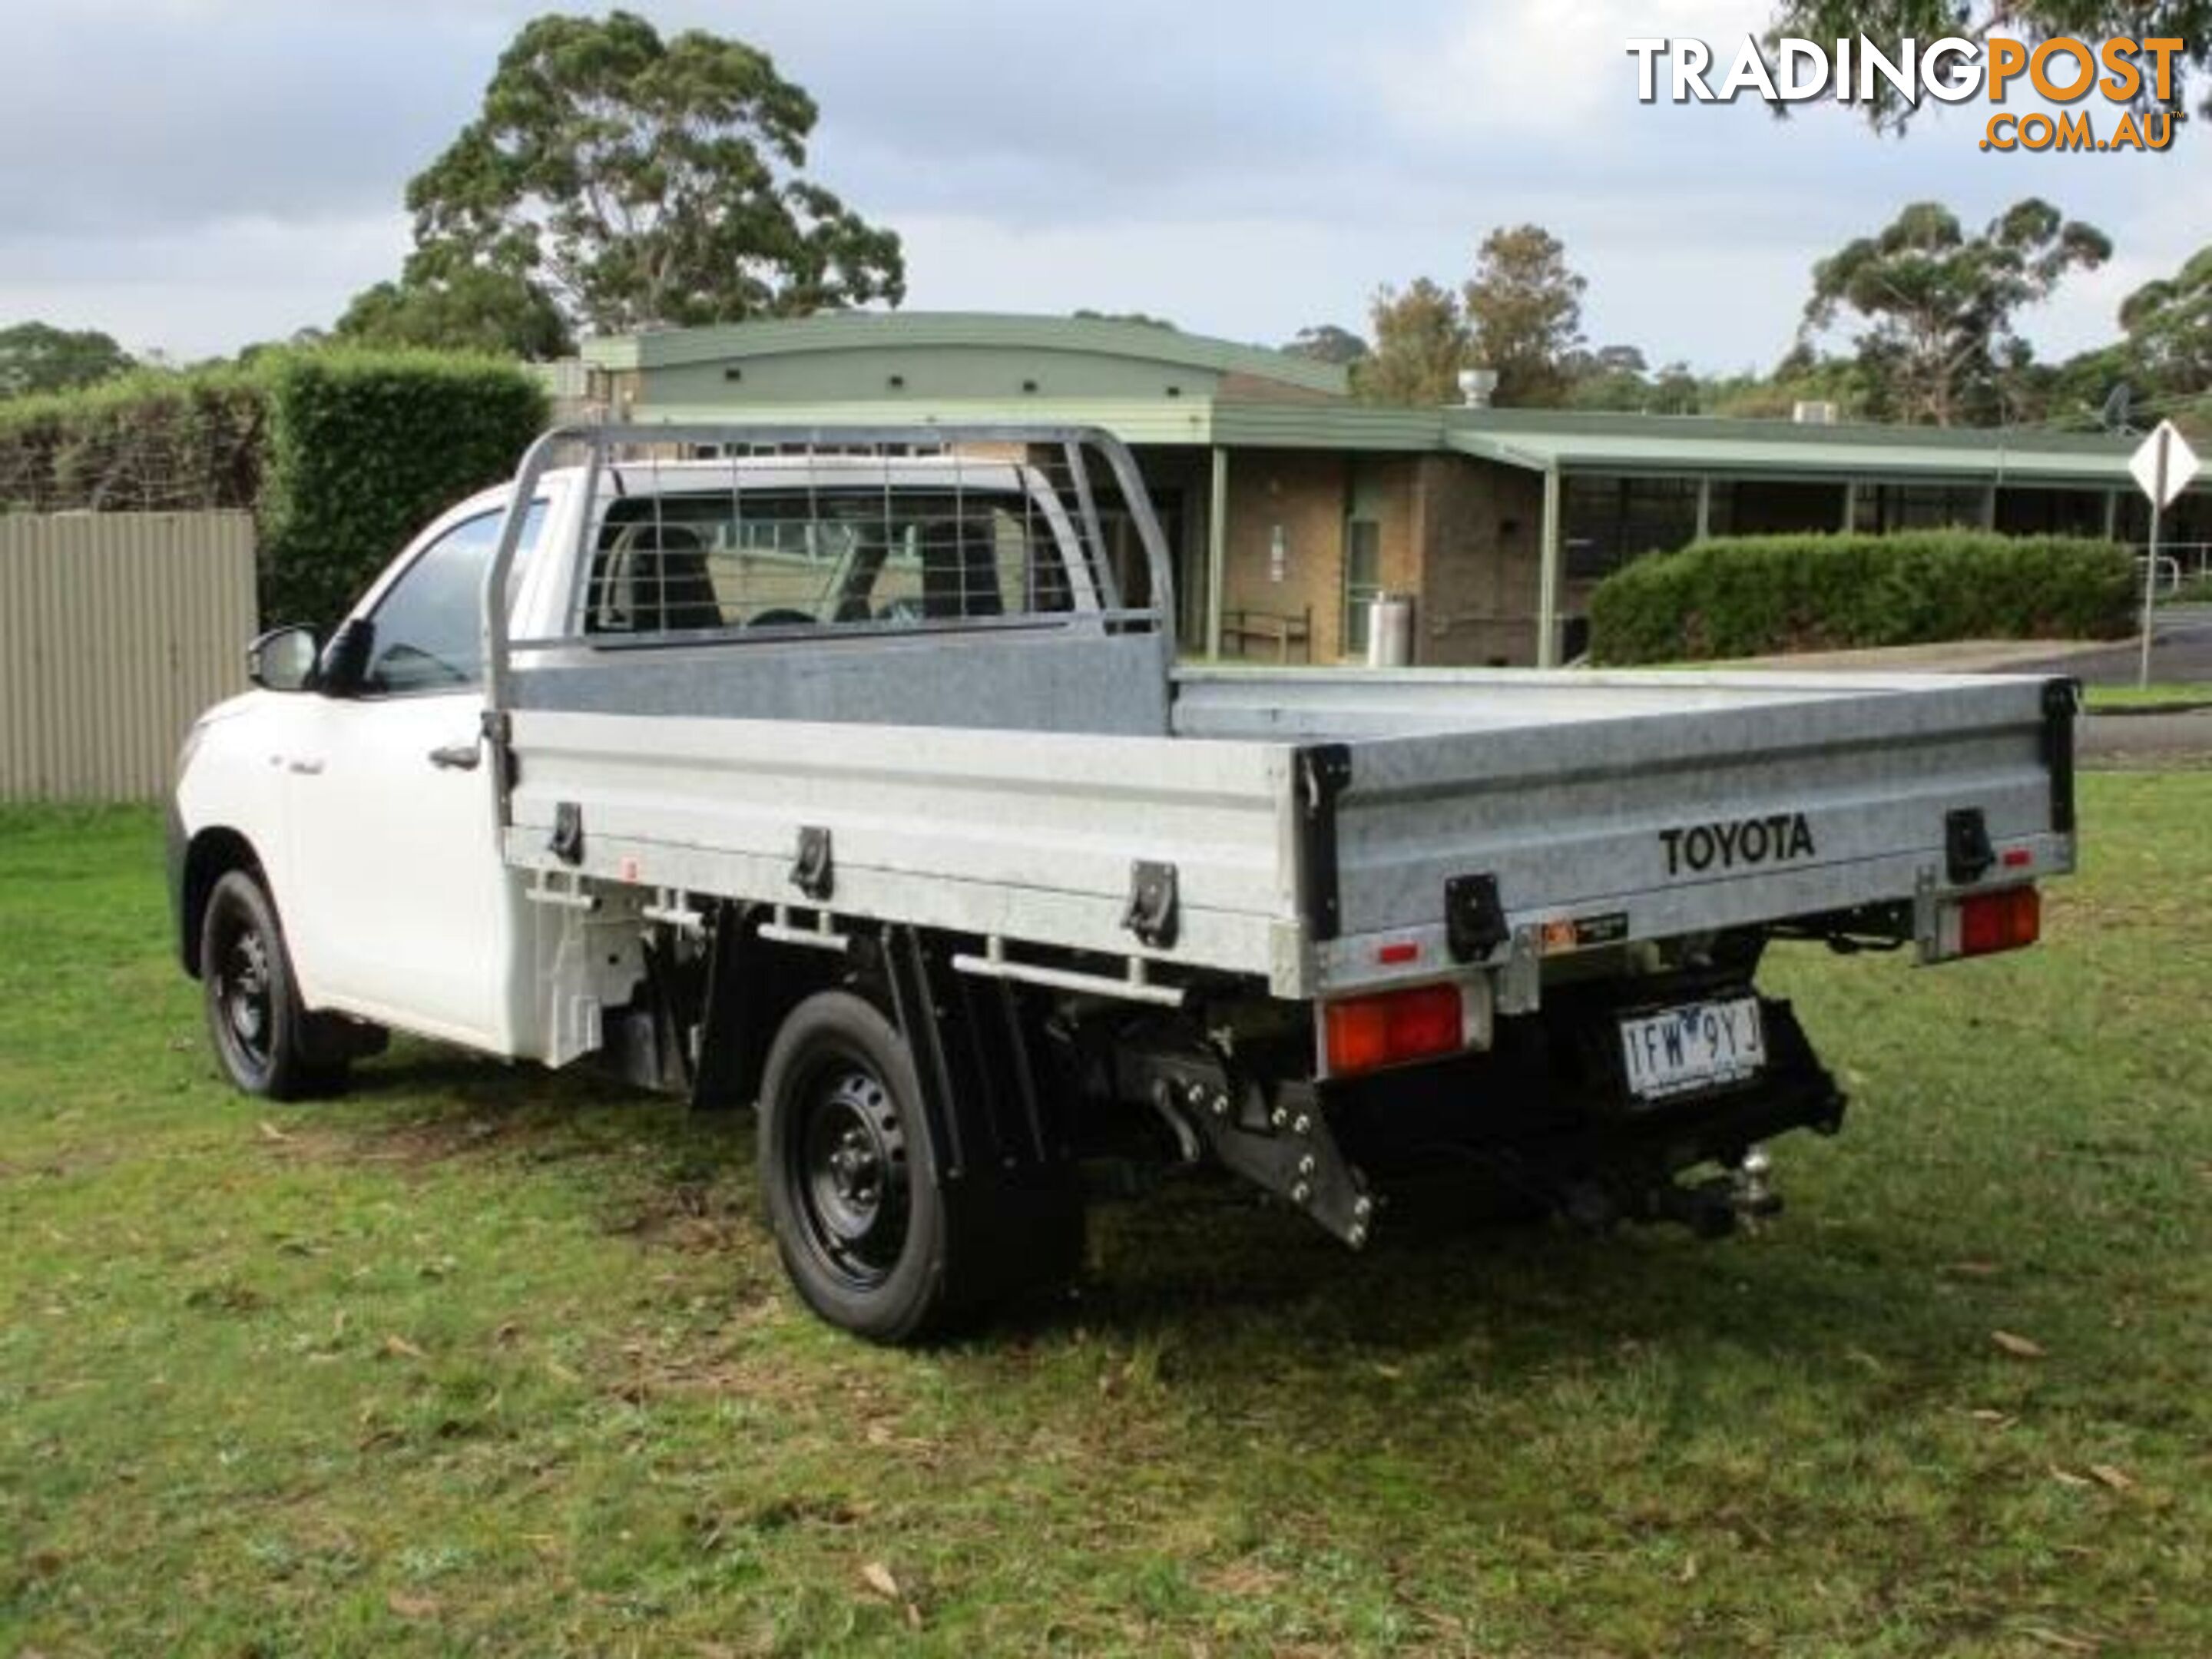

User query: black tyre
[199,869,346,1101]
[758,991,952,1343]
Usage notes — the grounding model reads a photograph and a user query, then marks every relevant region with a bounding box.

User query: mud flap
[878,928,1085,1311]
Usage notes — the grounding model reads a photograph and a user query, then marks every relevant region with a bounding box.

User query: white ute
[173,425,2078,1341]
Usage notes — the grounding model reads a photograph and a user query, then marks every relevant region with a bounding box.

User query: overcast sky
[3,0,2203,373]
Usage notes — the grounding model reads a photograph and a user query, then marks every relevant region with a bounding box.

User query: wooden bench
[1220,605,1313,664]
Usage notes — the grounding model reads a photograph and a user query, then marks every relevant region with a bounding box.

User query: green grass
[2155,571,2212,608]
[2085,683,2212,713]
[5,784,2211,1657]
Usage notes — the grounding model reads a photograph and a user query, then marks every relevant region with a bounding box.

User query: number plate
[1618,997,1766,1103]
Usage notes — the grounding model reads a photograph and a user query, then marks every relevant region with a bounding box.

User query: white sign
[2130,420,2201,509]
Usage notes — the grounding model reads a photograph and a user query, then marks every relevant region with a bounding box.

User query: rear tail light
[1949,886,2041,959]
[1324,983,1465,1077]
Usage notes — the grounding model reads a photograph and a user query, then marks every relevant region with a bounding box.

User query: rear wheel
[759,992,950,1343]
[200,870,345,1101]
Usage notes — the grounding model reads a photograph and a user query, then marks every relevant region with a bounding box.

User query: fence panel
[1,511,257,801]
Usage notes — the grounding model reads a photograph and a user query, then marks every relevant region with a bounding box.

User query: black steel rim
[788,1055,910,1292]
[211,901,274,1073]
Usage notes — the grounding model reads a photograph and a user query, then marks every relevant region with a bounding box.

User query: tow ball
[1567,1144,1785,1240]
[1657,1145,1784,1238]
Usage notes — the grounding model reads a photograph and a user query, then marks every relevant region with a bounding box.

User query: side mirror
[246,624,320,693]
[316,618,376,697]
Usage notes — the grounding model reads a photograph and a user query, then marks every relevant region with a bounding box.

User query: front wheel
[199,870,345,1101]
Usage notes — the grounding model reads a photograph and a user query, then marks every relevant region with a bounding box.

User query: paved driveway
[2013,604,2212,687]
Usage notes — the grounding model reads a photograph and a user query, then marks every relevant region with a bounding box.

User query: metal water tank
[1366,593,1416,667]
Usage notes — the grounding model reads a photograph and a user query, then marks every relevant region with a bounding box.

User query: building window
[1995,488,2108,538]
[1860,483,1989,532]
[1563,475,1701,580]
[1342,519,1382,654]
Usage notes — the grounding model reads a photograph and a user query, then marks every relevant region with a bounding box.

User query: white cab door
[283,505,543,1052]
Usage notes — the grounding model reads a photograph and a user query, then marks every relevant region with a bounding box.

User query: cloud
[0,211,407,359]
[0,0,2194,367]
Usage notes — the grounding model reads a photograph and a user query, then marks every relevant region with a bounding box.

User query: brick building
[568,313,2208,666]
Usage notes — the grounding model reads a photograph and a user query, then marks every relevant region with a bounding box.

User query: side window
[366,504,545,694]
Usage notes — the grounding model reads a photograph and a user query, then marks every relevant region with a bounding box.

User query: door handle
[285,757,324,776]
[428,740,482,771]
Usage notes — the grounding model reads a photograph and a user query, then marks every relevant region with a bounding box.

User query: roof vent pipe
[1458,369,1500,409]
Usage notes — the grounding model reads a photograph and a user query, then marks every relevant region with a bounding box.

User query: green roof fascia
[1207,402,1453,452]
[630,396,1226,447]
[584,311,1351,396]
[1446,426,2157,488]
[630,396,1476,455]
[1447,405,2134,455]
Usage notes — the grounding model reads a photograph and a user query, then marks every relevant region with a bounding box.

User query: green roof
[584,310,1350,397]
[592,315,2187,493]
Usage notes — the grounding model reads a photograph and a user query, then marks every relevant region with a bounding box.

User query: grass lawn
[2084,684,2212,713]
[5,781,2210,1657]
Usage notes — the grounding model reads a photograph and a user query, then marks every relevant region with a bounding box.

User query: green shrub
[1588,531,2137,664]
[0,367,263,513]
[0,349,547,627]
[257,349,547,625]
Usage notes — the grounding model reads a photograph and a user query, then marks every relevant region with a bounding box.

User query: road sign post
[2130,422,2204,690]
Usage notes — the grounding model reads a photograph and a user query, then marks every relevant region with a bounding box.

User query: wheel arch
[177,824,266,979]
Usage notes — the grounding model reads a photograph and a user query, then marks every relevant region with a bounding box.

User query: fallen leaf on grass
[386,1592,440,1620]
[1969,1409,2018,1429]
[1944,1260,2002,1278]
[859,1561,899,1601]
[382,1334,426,1361]
[2050,1465,2094,1488]
[2019,1625,2098,1653]
[1992,1330,2047,1360]
[2088,1464,2135,1492]
[257,1121,293,1144]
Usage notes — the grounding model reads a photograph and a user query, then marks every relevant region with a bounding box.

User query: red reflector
[1959,886,2040,957]
[1376,941,1421,965]
[1325,984,1463,1075]
[2001,848,2032,869]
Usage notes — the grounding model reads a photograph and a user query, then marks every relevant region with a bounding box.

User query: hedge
[257,350,548,625]
[0,349,548,627]
[0,367,264,514]
[1588,531,2137,664]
